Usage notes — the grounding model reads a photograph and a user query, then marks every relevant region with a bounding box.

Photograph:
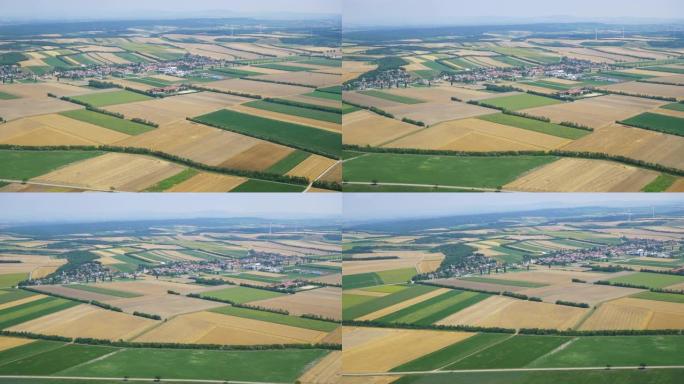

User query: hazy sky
[343,193,684,221]
[0,0,341,21]
[344,0,684,26]
[0,194,341,223]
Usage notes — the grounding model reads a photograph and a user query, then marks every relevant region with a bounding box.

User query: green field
[0,289,36,304]
[244,100,341,123]
[461,276,547,288]
[478,113,590,139]
[620,112,684,136]
[343,184,465,192]
[342,272,384,290]
[210,305,338,332]
[443,57,481,69]
[297,58,341,67]
[112,52,150,63]
[305,90,341,101]
[607,272,684,288]
[67,284,141,298]
[530,335,684,367]
[492,56,534,67]
[360,90,424,104]
[643,66,684,74]
[0,341,327,382]
[661,102,684,112]
[0,91,19,100]
[60,347,328,382]
[377,290,490,325]
[448,335,570,369]
[376,268,417,284]
[0,273,29,288]
[631,291,684,303]
[60,109,155,135]
[491,47,561,64]
[343,154,558,189]
[143,168,199,192]
[68,53,101,66]
[342,294,376,310]
[0,296,79,329]
[362,285,408,294]
[212,67,263,77]
[392,333,512,372]
[393,369,684,384]
[0,150,103,181]
[480,94,562,110]
[641,174,677,192]
[202,286,284,304]
[343,285,438,320]
[193,109,341,158]
[230,179,306,192]
[127,77,172,87]
[70,90,152,107]
[521,80,574,91]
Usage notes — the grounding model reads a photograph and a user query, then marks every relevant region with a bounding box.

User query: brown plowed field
[252,72,339,88]
[319,162,342,183]
[521,283,644,306]
[219,141,294,171]
[580,297,684,330]
[298,351,341,384]
[108,295,224,318]
[251,287,341,320]
[343,327,473,373]
[166,172,246,192]
[599,81,684,100]
[344,251,443,275]
[381,86,492,103]
[504,158,659,192]
[32,153,185,191]
[483,270,610,285]
[96,279,213,296]
[561,124,684,171]
[342,110,421,146]
[384,101,494,126]
[0,113,129,146]
[203,78,312,97]
[521,94,665,128]
[9,304,157,340]
[385,117,570,150]
[31,285,119,302]
[436,296,588,329]
[134,311,328,345]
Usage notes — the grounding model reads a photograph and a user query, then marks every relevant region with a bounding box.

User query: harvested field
[0,113,129,146]
[0,336,34,352]
[298,351,341,384]
[108,295,224,318]
[220,142,294,171]
[105,91,251,125]
[431,277,529,293]
[31,284,122,302]
[343,92,404,109]
[342,110,421,146]
[0,82,96,99]
[250,287,341,320]
[312,274,342,285]
[166,172,247,192]
[32,152,185,191]
[580,297,684,330]
[0,255,63,275]
[342,61,377,82]
[481,269,609,285]
[385,117,571,151]
[504,158,659,192]
[436,295,588,329]
[134,311,328,345]
[384,101,493,126]
[204,78,312,97]
[0,294,46,310]
[344,251,444,275]
[252,72,339,87]
[357,288,451,321]
[319,162,342,183]
[521,94,665,128]
[8,304,156,340]
[599,81,684,100]
[521,283,644,306]
[383,86,502,103]
[343,326,473,373]
[286,155,338,180]
[0,97,80,121]
[562,124,684,171]
[97,279,210,296]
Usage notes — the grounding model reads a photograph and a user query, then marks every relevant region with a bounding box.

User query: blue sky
[343,193,684,221]
[0,0,341,21]
[344,0,684,26]
[0,194,341,223]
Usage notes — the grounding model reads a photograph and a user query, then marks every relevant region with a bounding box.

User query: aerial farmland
[342,20,684,192]
[341,194,684,383]
[0,193,342,383]
[0,15,342,192]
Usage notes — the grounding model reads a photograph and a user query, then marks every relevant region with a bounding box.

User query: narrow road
[0,375,287,384]
[343,181,505,192]
[343,365,684,376]
[0,179,116,192]
[304,160,341,193]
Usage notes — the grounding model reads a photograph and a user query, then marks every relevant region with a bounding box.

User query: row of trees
[595,89,677,102]
[343,319,516,334]
[51,92,160,128]
[341,100,395,118]
[617,119,684,138]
